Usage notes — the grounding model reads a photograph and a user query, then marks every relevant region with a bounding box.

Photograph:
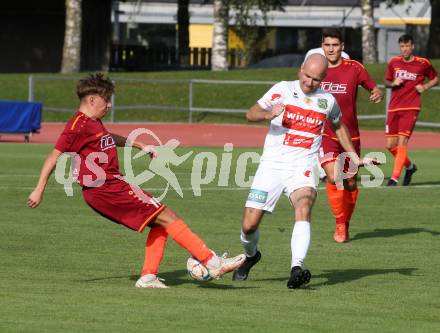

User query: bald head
[299,53,328,94]
[303,54,328,77]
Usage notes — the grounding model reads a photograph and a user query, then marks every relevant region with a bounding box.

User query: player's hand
[266,103,285,120]
[392,78,404,87]
[415,84,426,94]
[369,87,383,103]
[143,145,158,159]
[27,189,43,208]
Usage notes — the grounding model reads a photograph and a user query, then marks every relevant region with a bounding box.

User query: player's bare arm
[110,132,158,158]
[415,76,439,93]
[246,103,284,122]
[369,86,383,103]
[27,148,63,208]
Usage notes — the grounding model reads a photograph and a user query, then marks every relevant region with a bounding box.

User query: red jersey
[321,59,377,140]
[386,56,437,112]
[55,112,121,187]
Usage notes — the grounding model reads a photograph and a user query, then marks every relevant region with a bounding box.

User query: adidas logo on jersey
[320,82,347,94]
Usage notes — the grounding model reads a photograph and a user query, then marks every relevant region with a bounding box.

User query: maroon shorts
[82,178,165,232]
[319,136,361,166]
[386,110,419,137]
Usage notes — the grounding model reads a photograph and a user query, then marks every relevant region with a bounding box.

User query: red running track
[1,122,439,149]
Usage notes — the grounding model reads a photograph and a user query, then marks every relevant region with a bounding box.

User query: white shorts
[245,160,319,213]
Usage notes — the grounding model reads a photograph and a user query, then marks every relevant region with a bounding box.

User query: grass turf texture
[1,144,439,332]
[1,61,440,130]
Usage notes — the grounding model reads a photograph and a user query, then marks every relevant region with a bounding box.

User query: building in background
[0,0,432,72]
[112,0,431,70]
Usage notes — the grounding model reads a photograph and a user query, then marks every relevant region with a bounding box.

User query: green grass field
[2,61,440,131]
[1,144,439,332]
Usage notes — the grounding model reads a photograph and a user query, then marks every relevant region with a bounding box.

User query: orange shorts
[82,178,165,232]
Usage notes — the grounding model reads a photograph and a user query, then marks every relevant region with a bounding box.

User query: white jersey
[304,47,350,62]
[257,80,340,169]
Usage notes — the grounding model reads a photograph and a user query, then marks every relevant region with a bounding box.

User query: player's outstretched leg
[154,208,246,280]
[287,266,311,289]
[232,250,261,281]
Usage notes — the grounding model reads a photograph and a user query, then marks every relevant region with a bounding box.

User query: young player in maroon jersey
[27,73,245,288]
[318,28,383,243]
[385,34,438,186]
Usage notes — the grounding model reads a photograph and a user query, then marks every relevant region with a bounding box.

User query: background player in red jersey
[319,28,383,243]
[385,34,438,186]
[27,73,245,288]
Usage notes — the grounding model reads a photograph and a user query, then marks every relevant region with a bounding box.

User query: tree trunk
[360,0,377,64]
[61,0,82,73]
[428,0,440,58]
[177,0,190,65]
[211,0,229,71]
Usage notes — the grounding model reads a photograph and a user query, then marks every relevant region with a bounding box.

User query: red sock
[388,146,411,169]
[165,219,213,264]
[141,226,168,276]
[326,182,345,225]
[343,189,359,226]
[391,146,408,180]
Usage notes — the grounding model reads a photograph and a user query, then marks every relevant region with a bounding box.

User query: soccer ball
[186,256,212,281]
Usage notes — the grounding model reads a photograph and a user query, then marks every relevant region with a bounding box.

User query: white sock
[140,273,156,281]
[240,229,260,257]
[291,221,311,268]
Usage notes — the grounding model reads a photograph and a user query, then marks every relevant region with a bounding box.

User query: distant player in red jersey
[27,73,245,288]
[318,28,383,243]
[385,34,438,186]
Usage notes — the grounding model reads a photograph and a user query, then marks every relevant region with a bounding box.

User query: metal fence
[28,75,440,128]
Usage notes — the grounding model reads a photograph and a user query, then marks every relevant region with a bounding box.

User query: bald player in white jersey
[232,54,366,289]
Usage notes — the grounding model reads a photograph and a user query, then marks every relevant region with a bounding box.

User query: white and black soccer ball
[186,256,212,281]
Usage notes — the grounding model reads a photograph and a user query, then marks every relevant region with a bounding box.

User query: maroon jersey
[386,56,437,112]
[55,112,121,187]
[321,59,377,140]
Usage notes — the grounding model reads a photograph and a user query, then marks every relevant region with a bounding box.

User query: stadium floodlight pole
[28,75,34,102]
[188,79,193,123]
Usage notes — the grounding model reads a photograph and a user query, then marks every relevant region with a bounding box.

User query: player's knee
[345,178,357,191]
[325,173,336,184]
[386,142,397,150]
[242,222,259,234]
[154,207,181,227]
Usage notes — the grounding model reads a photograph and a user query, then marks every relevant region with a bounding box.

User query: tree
[428,0,440,58]
[177,0,190,65]
[360,0,377,64]
[211,0,286,71]
[212,0,230,71]
[61,0,82,73]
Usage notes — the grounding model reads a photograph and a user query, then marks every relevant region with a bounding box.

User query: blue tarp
[0,101,42,133]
